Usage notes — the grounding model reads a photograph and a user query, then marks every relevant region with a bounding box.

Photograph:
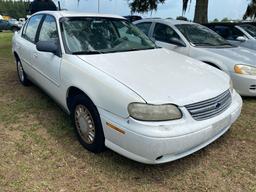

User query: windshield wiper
[193,42,232,47]
[193,42,215,46]
[218,43,232,46]
[72,50,103,55]
[104,47,156,54]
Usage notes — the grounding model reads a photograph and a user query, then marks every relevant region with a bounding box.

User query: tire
[16,58,31,86]
[71,94,105,153]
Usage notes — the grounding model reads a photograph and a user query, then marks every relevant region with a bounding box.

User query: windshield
[60,17,156,54]
[239,24,256,38]
[176,24,232,47]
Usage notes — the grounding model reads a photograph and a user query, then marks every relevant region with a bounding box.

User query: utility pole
[98,0,100,13]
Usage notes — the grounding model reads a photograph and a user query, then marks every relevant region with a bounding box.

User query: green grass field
[0,32,255,192]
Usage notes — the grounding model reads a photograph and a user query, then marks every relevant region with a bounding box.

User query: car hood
[78,48,229,106]
[203,46,256,67]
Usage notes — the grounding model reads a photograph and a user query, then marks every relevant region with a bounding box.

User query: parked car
[134,19,256,97]
[8,18,19,25]
[204,22,256,51]
[18,18,26,27]
[241,21,256,27]
[12,11,242,164]
[0,19,20,32]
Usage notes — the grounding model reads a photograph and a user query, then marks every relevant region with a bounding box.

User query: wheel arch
[202,61,222,70]
[66,86,96,112]
[13,51,20,61]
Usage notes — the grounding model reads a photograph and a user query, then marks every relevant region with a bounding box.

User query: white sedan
[12,11,242,164]
[204,23,256,51]
[134,19,256,97]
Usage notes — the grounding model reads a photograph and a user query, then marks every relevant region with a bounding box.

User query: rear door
[19,14,44,79]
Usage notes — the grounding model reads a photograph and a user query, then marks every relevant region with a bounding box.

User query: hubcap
[17,61,24,82]
[75,105,95,144]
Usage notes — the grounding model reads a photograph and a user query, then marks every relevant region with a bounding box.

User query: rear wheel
[16,58,30,86]
[71,94,105,153]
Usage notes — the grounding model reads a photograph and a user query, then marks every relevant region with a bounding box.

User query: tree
[176,16,188,21]
[0,0,29,19]
[182,0,208,23]
[213,18,219,22]
[221,17,229,22]
[243,0,256,20]
[128,0,165,13]
[129,0,209,24]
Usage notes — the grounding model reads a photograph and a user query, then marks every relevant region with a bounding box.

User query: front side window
[60,17,155,54]
[136,22,152,36]
[22,15,43,43]
[38,15,58,42]
[153,23,182,44]
[176,24,232,47]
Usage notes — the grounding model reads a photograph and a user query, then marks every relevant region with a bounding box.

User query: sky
[52,0,249,21]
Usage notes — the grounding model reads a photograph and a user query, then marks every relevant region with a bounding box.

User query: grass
[0,32,255,192]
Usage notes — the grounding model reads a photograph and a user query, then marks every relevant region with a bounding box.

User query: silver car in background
[134,19,256,97]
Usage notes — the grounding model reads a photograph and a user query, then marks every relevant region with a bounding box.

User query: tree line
[128,0,256,23]
[0,0,30,19]
[1,0,255,22]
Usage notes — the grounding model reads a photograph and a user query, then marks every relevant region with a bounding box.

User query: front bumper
[231,73,256,96]
[99,91,243,164]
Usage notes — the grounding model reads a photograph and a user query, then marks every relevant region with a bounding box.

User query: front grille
[185,90,232,121]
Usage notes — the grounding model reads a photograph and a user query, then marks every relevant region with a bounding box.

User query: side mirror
[236,36,246,42]
[36,40,62,57]
[169,38,186,47]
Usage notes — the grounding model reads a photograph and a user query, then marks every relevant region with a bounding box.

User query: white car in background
[12,11,242,164]
[134,19,256,97]
[204,23,256,51]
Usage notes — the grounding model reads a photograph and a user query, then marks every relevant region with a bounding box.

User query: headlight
[234,65,256,76]
[229,78,234,94]
[128,103,182,121]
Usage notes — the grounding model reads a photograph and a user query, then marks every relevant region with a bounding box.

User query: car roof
[204,22,247,26]
[134,18,195,26]
[32,11,125,20]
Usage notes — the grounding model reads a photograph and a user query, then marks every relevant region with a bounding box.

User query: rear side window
[136,22,152,36]
[153,23,182,43]
[22,15,43,43]
[38,15,58,42]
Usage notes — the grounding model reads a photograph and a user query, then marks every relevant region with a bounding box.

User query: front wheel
[71,94,105,153]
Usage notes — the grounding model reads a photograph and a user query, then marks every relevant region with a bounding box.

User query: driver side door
[34,15,61,89]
